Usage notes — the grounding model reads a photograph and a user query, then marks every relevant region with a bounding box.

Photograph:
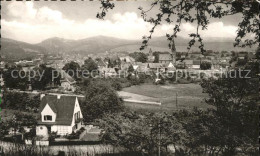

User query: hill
[37,36,139,55]
[1,38,46,61]
[1,36,257,61]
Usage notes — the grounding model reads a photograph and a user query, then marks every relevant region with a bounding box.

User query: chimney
[40,94,45,100]
[57,94,61,99]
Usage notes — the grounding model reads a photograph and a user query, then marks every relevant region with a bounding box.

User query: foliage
[66,127,85,140]
[31,64,61,90]
[2,91,40,112]
[82,57,98,77]
[81,80,124,123]
[0,121,9,139]
[200,74,258,154]
[62,61,80,80]
[99,111,186,156]
[129,52,148,63]
[127,65,134,73]
[3,66,29,90]
[24,128,36,140]
[3,64,61,91]
[98,0,259,52]
[200,61,211,70]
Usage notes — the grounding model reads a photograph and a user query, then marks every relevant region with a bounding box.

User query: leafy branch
[97,0,259,53]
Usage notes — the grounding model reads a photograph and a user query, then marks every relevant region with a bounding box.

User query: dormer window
[44,115,52,121]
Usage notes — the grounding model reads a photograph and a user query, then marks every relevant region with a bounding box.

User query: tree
[200,73,258,155]
[31,64,60,90]
[81,80,124,122]
[129,52,148,63]
[3,65,28,90]
[99,111,186,156]
[0,121,9,139]
[82,57,98,78]
[200,61,211,70]
[97,0,258,53]
[2,91,40,112]
[62,61,80,80]
[127,64,134,73]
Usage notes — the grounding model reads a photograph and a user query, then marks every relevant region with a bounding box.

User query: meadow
[122,83,212,112]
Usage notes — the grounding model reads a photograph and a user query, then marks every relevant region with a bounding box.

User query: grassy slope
[122,83,212,112]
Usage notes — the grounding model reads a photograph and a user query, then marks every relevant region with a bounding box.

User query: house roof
[148,63,163,69]
[100,67,116,73]
[59,70,76,84]
[159,53,172,61]
[193,60,201,65]
[38,95,82,125]
[96,59,107,67]
[120,56,135,63]
[136,63,148,72]
[183,60,193,65]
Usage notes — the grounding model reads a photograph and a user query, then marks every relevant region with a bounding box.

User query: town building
[147,48,155,63]
[36,95,84,137]
[158,53,173,64]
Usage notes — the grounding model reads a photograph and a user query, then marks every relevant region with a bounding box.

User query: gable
[168,62,174,68]
[38,95,81,125]
[41,104,55,116]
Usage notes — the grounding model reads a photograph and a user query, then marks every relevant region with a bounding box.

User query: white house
[60,70,76,92]
[36,95,84,136]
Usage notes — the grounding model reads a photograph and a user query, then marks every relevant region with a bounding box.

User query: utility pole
[158,122,161,156]
[176,92,178,109]
[158,100,162,156]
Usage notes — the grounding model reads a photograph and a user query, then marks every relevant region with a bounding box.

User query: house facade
[158,53,173,64]
[60,70,76,92]
[36,95,84,136]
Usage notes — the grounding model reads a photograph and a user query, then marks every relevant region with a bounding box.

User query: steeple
[149,48,153,55]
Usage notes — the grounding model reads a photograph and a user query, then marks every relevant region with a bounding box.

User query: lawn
[122,83,212,112]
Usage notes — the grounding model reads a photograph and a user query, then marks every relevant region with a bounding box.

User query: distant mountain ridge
[1,36,256,60]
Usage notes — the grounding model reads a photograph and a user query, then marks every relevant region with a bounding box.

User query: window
[44,115,52,121]
[74,111,80,122]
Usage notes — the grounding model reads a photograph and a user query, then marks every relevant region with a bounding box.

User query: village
[0,44,256,148]
[0,0,259,155]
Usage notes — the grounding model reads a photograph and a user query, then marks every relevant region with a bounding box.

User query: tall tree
[129,52,148,63]
[200,71,258,155]
[200,61,211,70]
[62,61,80,80]
[31,64,60,90]
[81,80,124,122]
[82,57,98,78]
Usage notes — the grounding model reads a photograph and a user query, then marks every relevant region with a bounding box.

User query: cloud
[8,1,37,20]
[2,1,239,44]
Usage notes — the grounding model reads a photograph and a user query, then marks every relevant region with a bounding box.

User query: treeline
[2,91,40,112]
[3,64,60,91]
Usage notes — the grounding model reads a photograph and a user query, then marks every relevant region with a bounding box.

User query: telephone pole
[176,92,178,109]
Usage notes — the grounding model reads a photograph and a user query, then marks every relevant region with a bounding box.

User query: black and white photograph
[0,0,259,155]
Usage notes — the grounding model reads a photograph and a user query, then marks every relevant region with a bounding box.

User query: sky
[1,1,243,44]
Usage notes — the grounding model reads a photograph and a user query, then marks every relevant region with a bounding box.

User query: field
[121,83,212,112]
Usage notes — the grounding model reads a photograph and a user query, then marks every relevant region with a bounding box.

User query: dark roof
[59,70,76,84]
[159,53,172,61]
[38,95,81,125]
[193,60,201,65]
